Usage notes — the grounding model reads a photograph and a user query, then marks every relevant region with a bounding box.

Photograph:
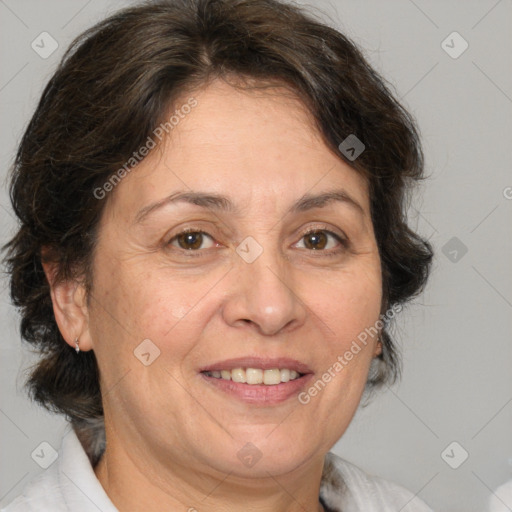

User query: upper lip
[199,357,313,374]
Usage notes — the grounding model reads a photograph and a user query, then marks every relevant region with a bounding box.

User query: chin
[203,431,320,479]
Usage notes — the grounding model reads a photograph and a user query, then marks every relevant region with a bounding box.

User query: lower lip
[200,373,314,405]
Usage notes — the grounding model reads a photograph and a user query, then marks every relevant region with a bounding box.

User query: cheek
[88,254,219,371]
[91,253,181,333]
[302,266,382,401]
[303,262,382,344]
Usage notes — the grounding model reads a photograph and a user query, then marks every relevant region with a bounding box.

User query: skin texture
[45,79,383,512]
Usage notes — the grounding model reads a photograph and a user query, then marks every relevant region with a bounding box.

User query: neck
[94,435,326,512]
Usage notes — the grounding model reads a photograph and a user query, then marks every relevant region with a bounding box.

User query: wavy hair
[3,0,433,460]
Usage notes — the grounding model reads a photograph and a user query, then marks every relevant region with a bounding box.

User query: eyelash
[166,227,217,258]
[166,225,349,258]
[298,228,348,257]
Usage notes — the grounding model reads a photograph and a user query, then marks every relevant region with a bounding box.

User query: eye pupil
[305,231,327,250]
[178,232,203,250]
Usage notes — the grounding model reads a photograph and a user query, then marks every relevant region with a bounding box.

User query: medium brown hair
[4,0,433,438]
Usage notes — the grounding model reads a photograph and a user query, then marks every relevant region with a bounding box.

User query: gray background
[1,1,511,511]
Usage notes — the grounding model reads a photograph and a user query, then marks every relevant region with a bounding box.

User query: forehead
[106,79,370,219]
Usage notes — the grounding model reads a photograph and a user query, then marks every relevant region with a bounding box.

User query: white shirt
[487,480,512,512]
[2,429,433,511]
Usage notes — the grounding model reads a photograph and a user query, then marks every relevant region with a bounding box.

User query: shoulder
[1,464,65,512]
[487,479,512,512]
[1,429,117,512]
[320,452,434,512]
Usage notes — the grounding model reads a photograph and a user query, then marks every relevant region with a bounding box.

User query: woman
[2,0,434,510]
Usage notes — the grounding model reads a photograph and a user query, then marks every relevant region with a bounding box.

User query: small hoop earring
[74,337,80,353]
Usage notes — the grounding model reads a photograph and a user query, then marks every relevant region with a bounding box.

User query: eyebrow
[134,189,364,224]
[291,190,364,215]
[135,191,235,223]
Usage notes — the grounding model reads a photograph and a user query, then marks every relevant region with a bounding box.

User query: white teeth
[204,367,303,385]
[231,368,246,383]
[246,368,263,385]
[263,369,281,385]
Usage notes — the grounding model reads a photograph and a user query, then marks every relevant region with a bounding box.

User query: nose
[221,250,307,336]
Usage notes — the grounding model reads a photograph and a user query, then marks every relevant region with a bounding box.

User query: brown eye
[303,231,328,250]
[170,231,215,250]
[295,230,343,251]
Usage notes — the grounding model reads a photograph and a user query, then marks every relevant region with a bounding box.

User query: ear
[42,261,93,352]
[374,335,383,357]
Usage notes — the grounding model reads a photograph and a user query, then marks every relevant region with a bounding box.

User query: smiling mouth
[201,368,303,385]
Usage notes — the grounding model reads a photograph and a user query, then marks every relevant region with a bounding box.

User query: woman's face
[85,79,382,479]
